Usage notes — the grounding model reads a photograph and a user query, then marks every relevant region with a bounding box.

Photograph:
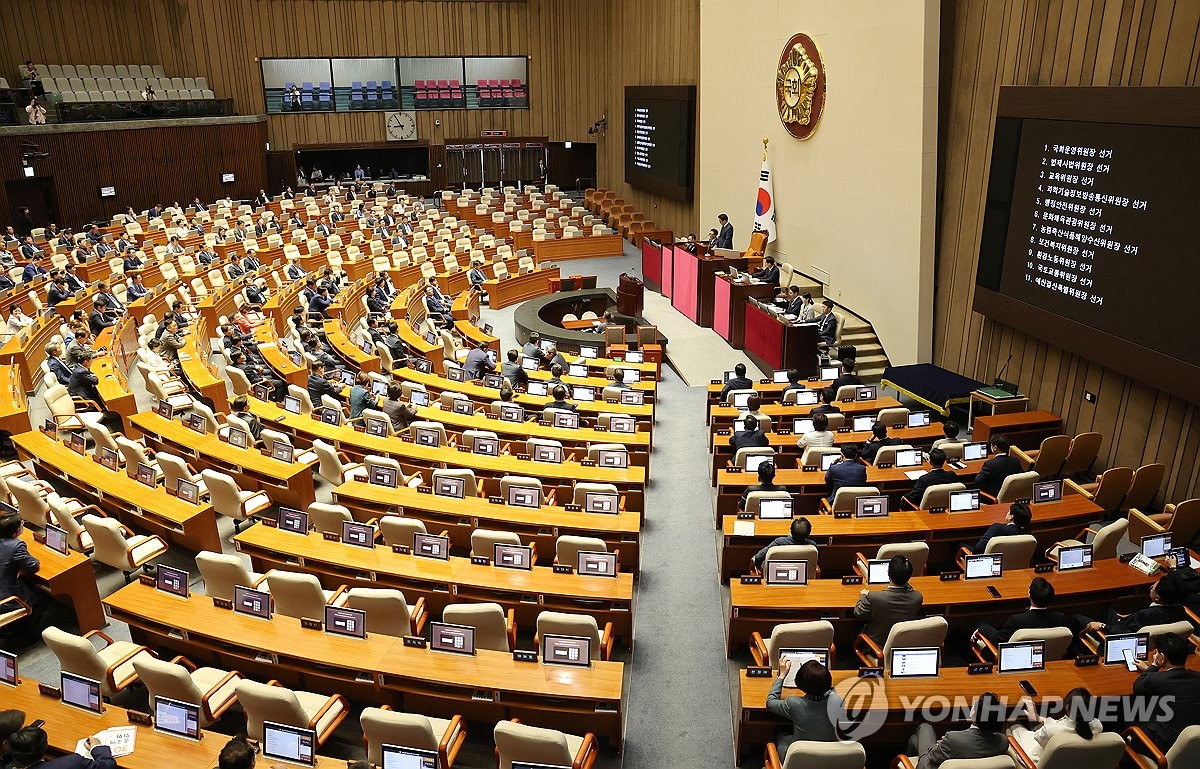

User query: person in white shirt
[7,306,35,335]
[797,411,836,450]
[25,97,47,125]
[1008,688,1101,765]
[140,338,175,372]
[142,85,157,101]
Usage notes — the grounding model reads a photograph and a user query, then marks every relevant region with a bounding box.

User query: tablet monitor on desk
[381,745,438,769]
[1103,632,1149,666]
[856,386,877,401]
[0,650,17,686]
[597,449,629,469]
[1058,543,1093,571]
[61,671,103,713]
[779,648,830,686]
[622,369,639,384]
[852,416,875,432]
[542,634,591,667]
[608,415,636,433]
[233,585,271,619]
[521,357,540,371]
[758,498,793,520]
[227,428,249,449]
[155,399,175,419]
[894,449,923,468]
[854,496,889,518]
[271,443,294,463]
[552,411,579,429]
[791,389,819,406]
[289,352,303,368]
[620,389,644,405]
[765,560,808,586]
[500,405,525,423]
[410,390,430,407]
[964,553,1003,580]
[413,533,449,561]
[533,444,563,464]
[526,381,549,397]
[819,366,839,380]
[341,521,376,549]
[371,379,390,396]
[452,399,475,416]
[579,345,598,359]
[577,550,617,577]
[568,363,588,378]
[821,453,839,471]
[319,408,341,426]
[998,640,1045,674]
[97,446,120,470]
[584,491,619,514]
[772,370,791,383]
[962,442,988,461]
[624,351,644,363]
[283,396,302,415]
[1032,480,1062,503]
[493,543,533,571]
[731,392,753,409]
[414,426,440,447]
[1141,532,1172,558]
[889,647,940,678]
[262,721,316,766]
[572,386,596,402]
[365,418,389,437]
[907,411,931,428]
[508,485,540,509]
[154,696,201,740]
[156,564,190,598]
[135,462,157,488]
[278,508,308,533]
[472,435,499,456]
[445,366,467,383]
[430,621,475,655]
[948,490,980,512]
[369,465,398,488]
[177,479,201,504]
[251,382,272,401]
[743,454,772,473]
[434,475,466,499]
[44,523,70,555]
[67,431,86,455]
[792,418,815,434]
[482,374,503,389]
[186,413,207,433]
[324,605,366,639]
[866,559,891,584]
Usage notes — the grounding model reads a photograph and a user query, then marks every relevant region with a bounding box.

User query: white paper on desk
[904,470,928,481]
[733,520,756,537]
[76,726,137,758]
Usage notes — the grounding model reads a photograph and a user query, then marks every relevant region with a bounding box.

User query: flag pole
[762,137,769,161]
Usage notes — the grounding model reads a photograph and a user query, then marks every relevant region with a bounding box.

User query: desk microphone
[995,353,1013,382]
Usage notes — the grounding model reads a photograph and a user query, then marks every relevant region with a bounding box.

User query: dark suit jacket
[729,429,770,451]
[861,437,901,464]
[904,467,959,505]
[0,535,40,603]
[68,366,102,403]
[753,265,780,285]
[854,584,924,648]
[307,374,340,405]
[48,357,72,385]
[975,454,1024,498]
[831,374,862,392]
[989,606,1077,644]
[1134,666,1200,748]
[825,459,867,501]
[500,361,527,387]
[1103,603,1188,635]
[37,744,117,769]
[545,399,577,413]
[462,348,495,380]
[715,222,734,249]
[719,375,754,402]
[88,309,115,336]
[972,522,1030,554]
[815,312,837,344]
[916,726,1008,769]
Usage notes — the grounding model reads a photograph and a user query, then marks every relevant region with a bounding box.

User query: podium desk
[743,301,819,377]
[667,245,751,326]
[713,275,777,348]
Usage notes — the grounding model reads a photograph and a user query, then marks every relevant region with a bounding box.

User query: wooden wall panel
[937,0,1200,505]
[0,121,268,227]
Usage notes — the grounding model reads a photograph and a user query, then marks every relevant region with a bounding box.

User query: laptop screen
[552,411,579,429]
[1104,633,1149,665]
[962,442,988,461]
[583,491,619,514]
[434,475,466,499]
[1058,544,1093,571]
[757,498,793,520]
[154,696,201,740]
[948,490,980,512]
[262,721,316,766]
[324,605,366,639]
[372,379,390,396]
[855,496,889,518]
[577,551,618,577]
[791,389,818,406]
[866,559,890,584]
[413,533,450,560]
[908,411,931,427]
[0,649,17,686]
[621,369,639,384]
[1141,533,1172,558]
[608,415,636,433]
[493,543,533,571]
[508,485,540,508]
[61,671,103,713]
[156,564,190,598]
[473,435,499,456]
[998,641,1046,674]
[889,647,940,678]
[1033,480,1063,503]
[381,744,438,769]
[341,521,376,548]
[856,385,877,401]
[542,634,591,667]
[765,560,808,586]
[278,508,308,533]
[852,416,875,432]
[44,523,69,555]
[233,585,271,619]
[430,621,475,655]
[792,418,815,435]
[964,553,1003,580]
[568,363,588,378]
[533,444,563,464]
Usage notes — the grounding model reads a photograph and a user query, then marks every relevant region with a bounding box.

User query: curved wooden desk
[20,528,106,631]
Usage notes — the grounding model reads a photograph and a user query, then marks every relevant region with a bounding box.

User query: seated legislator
[971,502,1032,554]
[522,332,547,365]
[382,382,418,433]
[765,659,843,758]
[752,255,780,286]
[796,412,834,450]
[903,448,957,506]
[500,349,527,388]
[854,555,923,648]
[974,435,1023,499]
[545,385,577,413]
[8,726,116,769]
[809,387,841,416]
[462,339,496,381]
[905,692,1009,769]
[1009,688,1102,765]
[307,361,342,405]
[860,422,901,464]
[975,577,1078,645]
[1,513,46,646]
[1130,631,1200,754]
[781,368,807,396]
[720,363,754,403]
[825,444,867,502]
[348,371,380,421]
[1079,575,1190,637]
[738,461,787,512]
[752,516,816,569]
[931,419,961,450]
[729,415,769,451]
[218,736,257,769]
[544,342,568,371]
[230,396,264,444]
[814,299,838,346]
[829,359,861,392]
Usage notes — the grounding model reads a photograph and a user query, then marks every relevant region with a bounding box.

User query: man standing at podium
[714,213,733,249]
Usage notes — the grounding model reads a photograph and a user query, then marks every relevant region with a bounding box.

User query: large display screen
[974,87,1200,402]
[624,86,696,201]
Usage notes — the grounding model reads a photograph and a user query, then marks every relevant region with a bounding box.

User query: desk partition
[641,239,663,290]
[670,247,700,322]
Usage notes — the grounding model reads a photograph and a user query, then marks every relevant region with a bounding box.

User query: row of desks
[707,397,906,434]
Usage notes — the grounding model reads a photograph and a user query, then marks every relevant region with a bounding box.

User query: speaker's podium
[617,272,644,317]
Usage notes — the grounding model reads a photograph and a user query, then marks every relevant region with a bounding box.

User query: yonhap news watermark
[829,676,1177,741]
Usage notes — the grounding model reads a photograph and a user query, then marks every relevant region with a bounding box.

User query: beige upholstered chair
[555,535,607,566]
[196,551,263,601]
[743,490,792,515]
[0,596,31,632]
[10,479,89,529]
[762,544,819,577]
[1059,432,1103,479]
[233,679,348,745]
[854,616,949,669]
[873,444,916,467]
[907,482,966,510]
[360,707,466,768]
[378,516,430,549]
[264,571,338,620]
[500,475,546,506]
[1120,463,1166,514]
[131,655,243,726]
[81,514,167,580]
[987,470,1039,504]
[821,486,881,514]
[1123,723,1200,769]
[1010,732,1124,769]
[958,534,1038,571]
[770,740,867,769]
[310,439,366,486]
[535,610,613,661]
[155,452,208,498]
[433,468,478,498]
[470,528,522,558]
[42,626,155,697]
[200,469,272,532]
[749,620,835,667]
[331,587,427,637]
[494,720,598,769]
[43,384,104,433]
[1047,518,1128,562]
[972,625,1074,664]
[875,407,909,427]
[1015,435,1071,478]
[572,482,619,507]
[47,495,94,552]
[442,602,515,652]
[307,502,351,534]
[857,542,930,579]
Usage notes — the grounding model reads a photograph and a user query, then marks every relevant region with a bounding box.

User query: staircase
[787,272,891,382]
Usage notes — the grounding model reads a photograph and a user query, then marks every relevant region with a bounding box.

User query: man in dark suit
[1080,575,1190,636]
[854,554,924,648]
[720,363,754,403]
[729,415,770,451]
[545,385,577,413]
[522,332,547,366]
[971,502,1032,553]
[825,444,867,502]
[307,361,341,405]
[976,577,1077,644]
[229,350,286,403]
[126,273,149,300]
[500,349,527,388]
[0,512,47,643]
[738,461,788,512]
[907,692,1009,769]
[243,250,263,273]
[1131,631,1200,752]
[46,276,73,307]
[88,297,116,335]
[314,217,332,238]
[861,422,901,464]
[752,255,780,285]
[714,213,733,249]
[904,448,959,506]
[308,286,333,320]
[286,260,305,280]
[423,284,452,329]
[21,258,47,283]
[462,340,495,381]
[752,516,817,568]
[63,264,87,292]
[974,435,1023,498]
[255,190,270,206]
[810,387,842,416]
[10,725,117,768]
[46,343,73,385]
[95,282,124,315]
[67,356,105,404]
[830,359,862,392]
[815,299,838,345]
[17,236,42,261]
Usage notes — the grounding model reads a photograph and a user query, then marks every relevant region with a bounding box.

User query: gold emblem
[776,34,826,140]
